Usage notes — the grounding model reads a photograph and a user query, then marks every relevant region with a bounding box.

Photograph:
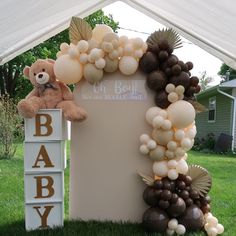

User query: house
[196,79,236,151]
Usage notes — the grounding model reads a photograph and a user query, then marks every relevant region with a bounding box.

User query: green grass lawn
[0,144,236,236]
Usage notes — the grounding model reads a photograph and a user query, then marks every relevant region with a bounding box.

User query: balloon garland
[54,17,224,235]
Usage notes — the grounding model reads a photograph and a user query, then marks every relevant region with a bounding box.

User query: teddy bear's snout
[36,72,50,85]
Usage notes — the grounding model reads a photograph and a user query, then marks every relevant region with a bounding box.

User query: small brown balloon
[178,205,204,231]
[161,190,172,201]
[172,64,182,75]
[179,190,189,200]
[158,50,169,61]
[153,179,163,190]
[185,176,192,186]
[186,61,194,70]
[185,198,194,206]
[170,193,179,204]
[178,61,188,72]
[142,207,169,233]
[154,91,171,109]
[190,76,199,86]
[165,67,172,77]
[167,197,186,217]
[195,85,201,93]
[139,52,159,73]
[143,187,159,206]
[167,55,178,67]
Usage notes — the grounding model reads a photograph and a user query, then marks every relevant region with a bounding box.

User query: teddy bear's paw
[17,100,37,118]
[64,107,88,122]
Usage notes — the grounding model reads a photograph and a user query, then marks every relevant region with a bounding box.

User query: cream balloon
[149,145,166,161]
[54,55,83,84]
[140,145,149,155]
[83,63,103,84]
[152,129,174,146]
[146,107,161,125]
[152,116,164,128]
[168,169,179,180]
[92,24,113,43]
[119,56,138,75]
[104,56,119,73]
[216,224,224,234]
[176,159,188,174]
[153,161,168,177]
[147,140,157,150]
[167,100,196,129]
[175,224,186,235]
[167,160,178,169]
[168,219,178,230]
[139,134,150,143]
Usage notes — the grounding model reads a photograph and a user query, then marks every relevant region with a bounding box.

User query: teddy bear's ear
[47,59,55,64]
[23,66,30,78]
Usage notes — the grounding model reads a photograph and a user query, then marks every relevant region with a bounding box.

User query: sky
[103,1,223,86]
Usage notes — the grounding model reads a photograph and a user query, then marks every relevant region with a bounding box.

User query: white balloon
[166,228,175,236]
[146,107,161,125]
[216,224,224,234]
[167,160,178,169]
[168,92,179,103]
[165,83,175,93]
[152,116,164,128]
[168,169,179,180]
[159,110,168,119]
[77,40,89,53]
[162,120,172,130]
[139,134,150,143]
[181,138,193,151]
[175,85,185,95]
[168,219,178,230]
[174,129,185,141]
[176,159,188,174]
[153,161,168,177]
[147,140,157,150]
[140,144,149,155]
[167,141,178,151]
[207,227,218,236]
[79,53,88,64]
[167,100,196,129]
[175,224,186,235]
[208,217,218,226]
[149,146,166,161]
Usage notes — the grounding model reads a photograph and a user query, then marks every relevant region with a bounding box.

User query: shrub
[0,95,23,159]
[193,133,216,152]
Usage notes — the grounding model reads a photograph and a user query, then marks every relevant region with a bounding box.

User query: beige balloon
[83,63,103,84]
[54,55,83,84]
[152,129,174,146]
[167,100,195,129]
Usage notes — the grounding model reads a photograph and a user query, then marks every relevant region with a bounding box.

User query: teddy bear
[17,59,87,122]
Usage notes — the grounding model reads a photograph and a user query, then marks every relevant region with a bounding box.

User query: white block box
[25,202,63,230]
[25,172,64,204]
[24,109,68,142]
[24,141,66,172]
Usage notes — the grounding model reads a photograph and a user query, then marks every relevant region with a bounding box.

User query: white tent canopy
[0,0,236,69]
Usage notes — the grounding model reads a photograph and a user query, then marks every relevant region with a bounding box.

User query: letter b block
[24,109,68,141]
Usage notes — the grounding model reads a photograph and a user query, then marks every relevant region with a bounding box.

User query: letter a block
[24,109,67,231]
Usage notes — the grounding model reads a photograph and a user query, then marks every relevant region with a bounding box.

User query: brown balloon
[158,50,169,61]
[178,205,204,231]
[142,207,169,233]
[169,71,190,89]
[167,55,178,67]
[143,186,160,206]
[148,44,160,55]
[171,64,182,75]
[139,52,159,73]
[186,61,194,70]
[147,71,167,91]
[154,91,171,109]
[167,197,186,217]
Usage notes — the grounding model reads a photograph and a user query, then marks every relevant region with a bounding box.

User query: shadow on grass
[0,220,207,236]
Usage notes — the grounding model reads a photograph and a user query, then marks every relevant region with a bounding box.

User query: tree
[218,63,236,82]
[0,10,119,99]
[199,71,214,91]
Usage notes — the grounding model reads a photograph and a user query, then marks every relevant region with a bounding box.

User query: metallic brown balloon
[147,71,167,91]
[139,52,159,73]
[178,205,204,231]
[143,186,160,206]
[142,207,169,233]
[153,179,163,190]
[154,91,171,109]
[169,71,190,89]
[167,55,178,67]
[167,197,186,217]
